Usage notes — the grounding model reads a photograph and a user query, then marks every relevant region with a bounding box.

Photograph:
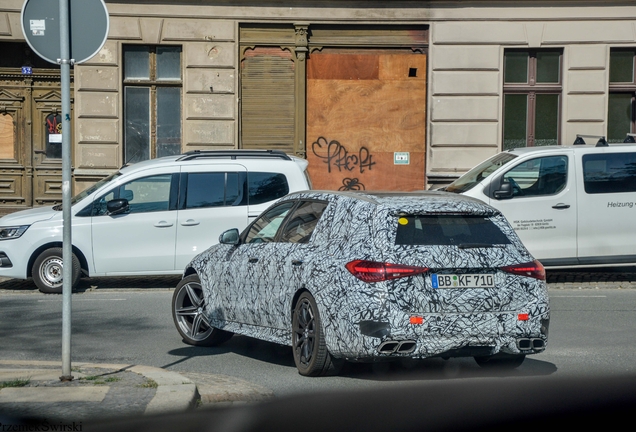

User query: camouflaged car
[172,191,550,376]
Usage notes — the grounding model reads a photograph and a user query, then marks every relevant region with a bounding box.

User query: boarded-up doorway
[307,50,426,191]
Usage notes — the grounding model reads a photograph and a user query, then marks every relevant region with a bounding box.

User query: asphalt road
[2,275,636,396]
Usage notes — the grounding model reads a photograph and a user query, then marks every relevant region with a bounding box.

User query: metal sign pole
[59,0,73,382]
[21,0,109,382]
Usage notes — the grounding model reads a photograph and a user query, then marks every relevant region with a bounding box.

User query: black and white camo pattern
[187,191,550,361]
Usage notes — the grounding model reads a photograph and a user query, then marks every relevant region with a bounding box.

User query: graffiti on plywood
[311,136,376,174]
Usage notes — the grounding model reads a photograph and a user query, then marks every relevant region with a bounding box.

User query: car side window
[93,174,172,216]
[279,201,328,244]
[502,156,567,198]
[583,152,636,194]
[185,172,225,209]
[244,201,296,244]
[248,172,290,205]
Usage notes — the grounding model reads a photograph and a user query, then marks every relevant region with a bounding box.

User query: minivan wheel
[172,274,233,346]
[292,292,342,377]
[474,354,526,369]
[32,248,81,294]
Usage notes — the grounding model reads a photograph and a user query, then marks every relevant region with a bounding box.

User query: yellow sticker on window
[398,217,409,225]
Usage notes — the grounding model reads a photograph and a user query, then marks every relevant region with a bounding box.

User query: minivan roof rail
[177,149,292,161]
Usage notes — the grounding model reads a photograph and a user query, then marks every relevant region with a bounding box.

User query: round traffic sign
[21,0,109,65]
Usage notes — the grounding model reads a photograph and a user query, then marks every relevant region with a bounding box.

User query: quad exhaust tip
[517,337,545,352]
[378,340,417,354]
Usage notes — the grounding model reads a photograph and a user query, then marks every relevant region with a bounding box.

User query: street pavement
[1,268,635,426]
[0,359,273,426]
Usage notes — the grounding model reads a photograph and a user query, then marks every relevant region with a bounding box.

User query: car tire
[474,353,526,369]
[292,292,342,377]
[172,274,233,347]
[32,248,81,294]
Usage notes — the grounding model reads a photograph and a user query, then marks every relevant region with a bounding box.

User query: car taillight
[501,260,546,281]
[345,260,429,283]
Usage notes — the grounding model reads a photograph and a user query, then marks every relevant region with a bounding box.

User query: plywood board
[307,52,426,191]
[0,114,14,160]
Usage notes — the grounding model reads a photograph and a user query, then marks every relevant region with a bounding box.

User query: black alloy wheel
[172,274,232,346]
[292,292,341,376]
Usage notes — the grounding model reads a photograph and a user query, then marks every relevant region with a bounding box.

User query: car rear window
[395,214,512,246]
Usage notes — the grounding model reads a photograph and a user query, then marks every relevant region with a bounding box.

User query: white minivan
[443,141,636,268]
[0,150,311,293]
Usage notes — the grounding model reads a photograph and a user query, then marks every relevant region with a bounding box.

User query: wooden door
[31,88,66,207]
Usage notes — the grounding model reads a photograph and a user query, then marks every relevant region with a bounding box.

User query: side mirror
[493,181,513,200]
[219,228,240,245]
[107,198,129,215]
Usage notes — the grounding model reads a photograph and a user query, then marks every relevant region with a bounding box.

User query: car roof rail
[573,134,609,147]
[177,149,292,161]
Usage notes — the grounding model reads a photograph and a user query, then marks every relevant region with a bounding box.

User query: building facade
[0,0,635,213]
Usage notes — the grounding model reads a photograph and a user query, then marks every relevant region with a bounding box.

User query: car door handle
[180,219,200,226]
[248,257,258,263]
[552,203,571,210]
[154,221,174,228]
[292,260,303,266]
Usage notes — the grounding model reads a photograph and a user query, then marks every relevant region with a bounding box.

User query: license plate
[431,273,495,289]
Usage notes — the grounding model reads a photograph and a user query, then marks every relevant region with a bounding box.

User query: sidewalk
[0,360,273,425]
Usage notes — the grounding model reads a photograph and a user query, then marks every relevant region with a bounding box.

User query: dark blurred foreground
[4,374,630,432]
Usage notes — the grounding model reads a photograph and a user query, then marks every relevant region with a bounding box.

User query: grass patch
[79,375,104,384]
[104,377,121,383]
[0,378,30,389]
[81,375,100,381]
[137,378,158,389]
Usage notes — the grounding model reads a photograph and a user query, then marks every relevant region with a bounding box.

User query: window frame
[503,49,563,149]
[122,45,183,163]
[608,48,636,143]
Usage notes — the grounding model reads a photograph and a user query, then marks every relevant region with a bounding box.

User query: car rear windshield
[395,214,512,246]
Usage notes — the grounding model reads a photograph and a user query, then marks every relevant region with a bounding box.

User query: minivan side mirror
[219,228,240,245]
[107,198,130,215]
[493,181,514,200]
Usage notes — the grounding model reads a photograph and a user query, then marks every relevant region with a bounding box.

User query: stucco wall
[2,0,636,188]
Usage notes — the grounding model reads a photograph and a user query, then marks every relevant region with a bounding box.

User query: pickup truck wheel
[32,248,81,294]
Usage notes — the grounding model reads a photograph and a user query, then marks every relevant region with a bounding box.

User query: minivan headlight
[0,225,30,240]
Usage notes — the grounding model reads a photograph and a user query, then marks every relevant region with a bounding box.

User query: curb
[0,360,199,415]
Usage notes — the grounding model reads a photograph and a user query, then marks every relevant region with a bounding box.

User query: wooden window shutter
[241,47,295,152]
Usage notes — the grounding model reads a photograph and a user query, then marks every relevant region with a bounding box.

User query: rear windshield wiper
[457,243,506,249]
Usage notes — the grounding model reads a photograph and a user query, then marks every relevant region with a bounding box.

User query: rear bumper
[330,310,550,361]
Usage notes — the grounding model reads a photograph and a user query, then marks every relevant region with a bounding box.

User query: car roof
[117,150,308,176]
[287,190,500,214]
[506,143,636,155]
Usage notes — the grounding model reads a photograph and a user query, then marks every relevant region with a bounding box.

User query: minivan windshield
[445,152,518,193]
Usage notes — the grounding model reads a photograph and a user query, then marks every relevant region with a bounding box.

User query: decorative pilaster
[294,23,309,158]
